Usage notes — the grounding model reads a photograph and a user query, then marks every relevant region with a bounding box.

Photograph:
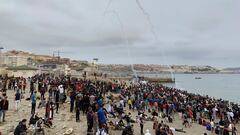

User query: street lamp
[93,58,99,70]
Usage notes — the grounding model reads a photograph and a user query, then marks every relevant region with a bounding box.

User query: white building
[6,66,38,77]
[3,55,28,67]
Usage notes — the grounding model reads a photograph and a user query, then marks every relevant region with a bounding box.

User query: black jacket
[14,122,27,135]
[0,100,9,110]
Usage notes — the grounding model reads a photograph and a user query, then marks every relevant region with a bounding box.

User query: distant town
[0,50,239,78]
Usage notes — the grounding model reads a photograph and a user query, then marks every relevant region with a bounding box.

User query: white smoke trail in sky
[135,0,157,41]
[135,0,175,80]
[104,10,138,80]
[103,0,113,15]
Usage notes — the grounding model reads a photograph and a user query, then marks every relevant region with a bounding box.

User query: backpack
[206,123,211,131]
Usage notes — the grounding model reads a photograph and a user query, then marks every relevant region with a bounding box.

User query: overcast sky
[0,0,239,67]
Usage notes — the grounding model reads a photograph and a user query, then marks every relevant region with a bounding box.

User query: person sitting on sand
[35,118,45,134]
[106,103,116,118]
[114,119,125,130]
[183,113,190,128]
[96,124,108,135]
[14,119,28,135]
[29,112,39,125]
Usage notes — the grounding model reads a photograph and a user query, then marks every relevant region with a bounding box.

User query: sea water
[164,74,240,103]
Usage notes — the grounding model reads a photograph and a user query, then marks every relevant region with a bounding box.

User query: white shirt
[120,100,124,106]
[210,121,214,128]
[170,127,176,131]
[106,104,112,112]
[96,129,107,135]
[58,85,64,93]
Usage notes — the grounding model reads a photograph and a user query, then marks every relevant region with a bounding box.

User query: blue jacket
[97,108,106,124]
[31,93,36,104]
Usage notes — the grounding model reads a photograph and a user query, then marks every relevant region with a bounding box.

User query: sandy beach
[1,85,235,135]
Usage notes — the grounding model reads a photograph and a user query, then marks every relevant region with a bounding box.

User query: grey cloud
[0,0,239,67]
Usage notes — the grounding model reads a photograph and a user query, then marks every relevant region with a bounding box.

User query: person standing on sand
[15,89,21,111]
[30,79,35,97]
[128,98,132,110]
[40,83,46,100]
[70,91,75,113]
[55,89,60,113]
[75,96,80,122]
[93,111,99,134]
[13,80,18,91]
[87,107,94,134]
[140,116,145,135]
[22,78,26,94]
[45,98,54,120]
[31,91,37,114]
[0,96,2,123]
[0,96,9,122]
[58,84,64,103]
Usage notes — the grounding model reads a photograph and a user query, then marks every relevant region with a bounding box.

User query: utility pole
[53,50,63,62]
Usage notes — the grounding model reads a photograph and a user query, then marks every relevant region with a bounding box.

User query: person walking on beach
[31,91,37,114]
[15,89,21,111]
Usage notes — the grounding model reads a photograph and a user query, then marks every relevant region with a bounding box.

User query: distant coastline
[1,50,239,74]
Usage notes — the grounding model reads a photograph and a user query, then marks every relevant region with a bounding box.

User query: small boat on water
[195,77,202,79]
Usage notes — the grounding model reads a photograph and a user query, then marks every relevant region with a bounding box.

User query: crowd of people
[0,74,239,135]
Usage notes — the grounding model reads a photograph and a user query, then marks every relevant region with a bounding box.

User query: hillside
[3,50,239,74]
